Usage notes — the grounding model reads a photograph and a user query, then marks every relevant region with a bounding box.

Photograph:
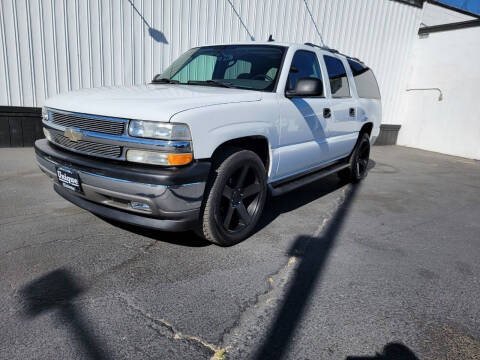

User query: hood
[45,84,262,121]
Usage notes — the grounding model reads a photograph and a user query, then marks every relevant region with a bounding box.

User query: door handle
[323,108,331,118]
[349,108,356,117]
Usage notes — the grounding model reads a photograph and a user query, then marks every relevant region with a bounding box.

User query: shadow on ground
[16,160,420,360]
[97,175,347,248]
[20,268,111,360]
[97,162,376,249]
[257,173,350,232]
[254,159,406,360]
[346,342,420,359]
[97,216,211,247]
[254,183,361,359]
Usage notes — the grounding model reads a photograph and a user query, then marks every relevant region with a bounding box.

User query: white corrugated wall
[0,0,422,124]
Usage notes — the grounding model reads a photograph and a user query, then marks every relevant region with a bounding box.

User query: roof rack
[304,42,364,64]
[304,42,330,51]
[304,42,338,53]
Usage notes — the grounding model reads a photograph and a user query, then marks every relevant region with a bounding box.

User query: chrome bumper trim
[36,153,206,217]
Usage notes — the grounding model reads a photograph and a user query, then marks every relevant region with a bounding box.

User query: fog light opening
[130,201,151,212]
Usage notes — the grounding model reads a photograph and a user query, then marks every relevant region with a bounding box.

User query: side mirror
[286,78,323,98]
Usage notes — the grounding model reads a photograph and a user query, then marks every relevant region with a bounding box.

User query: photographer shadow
[347,342,420,360]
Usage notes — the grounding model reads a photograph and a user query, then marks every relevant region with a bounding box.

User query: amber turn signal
[126,149,193,166]
[168,153,193,166]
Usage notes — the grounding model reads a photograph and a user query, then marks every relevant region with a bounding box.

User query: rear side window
[348,60,381,99]
[287,50,323,92]
[324,56,350,98]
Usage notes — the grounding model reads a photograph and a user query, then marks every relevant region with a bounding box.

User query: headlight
[126,149,192,166]
[128,120,191,141]
[42,107,49,121]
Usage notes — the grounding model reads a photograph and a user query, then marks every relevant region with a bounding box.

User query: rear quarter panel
[358,98,382,143]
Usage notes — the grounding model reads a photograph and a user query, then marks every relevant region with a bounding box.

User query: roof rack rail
[304,42,364,64]
[304,42,339,53]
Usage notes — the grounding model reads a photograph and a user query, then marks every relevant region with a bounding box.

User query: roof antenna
[303,0,325,47]
[268,34,275,42]
[226,0,255,41]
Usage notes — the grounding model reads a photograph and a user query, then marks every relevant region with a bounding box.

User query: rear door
[323,55,359,159]
[347,59,382,141]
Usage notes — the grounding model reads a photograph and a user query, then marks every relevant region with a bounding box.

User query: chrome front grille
[50,111,126,135]
[52,132,122,158]
[44,108,192,161]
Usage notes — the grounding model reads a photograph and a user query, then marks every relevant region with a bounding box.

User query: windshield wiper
[187,80,234,88]
[151,78,180,84]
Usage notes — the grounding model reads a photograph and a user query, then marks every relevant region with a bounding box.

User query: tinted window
[172,54,216,82]
[224,59,252,79]
[348,60,381,99]
[287,50,323,93]
[155,45,285,92]
[324,56,350,98]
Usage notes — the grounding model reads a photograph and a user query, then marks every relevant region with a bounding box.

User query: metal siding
[0,0,421,123]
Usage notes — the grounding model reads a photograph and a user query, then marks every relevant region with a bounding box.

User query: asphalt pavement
[0,146,479,359]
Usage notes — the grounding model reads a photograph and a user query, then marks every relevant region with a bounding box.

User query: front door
[275,50,332,181]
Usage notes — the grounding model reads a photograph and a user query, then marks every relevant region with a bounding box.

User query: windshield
[153,45,286,92]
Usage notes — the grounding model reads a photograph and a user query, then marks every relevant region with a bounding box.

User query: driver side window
[287,50,322,90]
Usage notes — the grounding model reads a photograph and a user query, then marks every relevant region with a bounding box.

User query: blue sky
[437,0,480,15]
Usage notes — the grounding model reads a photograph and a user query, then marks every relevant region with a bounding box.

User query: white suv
[36,42,381,246]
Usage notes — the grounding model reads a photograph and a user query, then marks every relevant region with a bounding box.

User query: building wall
[0,0,422,124]
[397,25,480,160]
[422,1,476,26]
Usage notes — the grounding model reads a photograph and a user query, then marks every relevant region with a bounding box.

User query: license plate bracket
[56,166,83,193]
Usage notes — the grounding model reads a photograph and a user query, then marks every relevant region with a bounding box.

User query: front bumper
[35,139,211,231]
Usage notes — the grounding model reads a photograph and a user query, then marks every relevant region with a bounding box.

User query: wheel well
[212,136,270,170]
[360,123,373,137]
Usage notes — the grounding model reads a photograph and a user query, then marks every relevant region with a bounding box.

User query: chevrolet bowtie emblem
[64,128,83,142]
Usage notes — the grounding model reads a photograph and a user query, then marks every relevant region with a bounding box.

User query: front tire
[198,149,267,246]
[338,133,371,183]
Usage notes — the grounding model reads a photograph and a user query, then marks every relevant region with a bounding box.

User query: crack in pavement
[50,186,347,360]
[116,292,228,359]
[217,188,349,358]
[108,188,347,359]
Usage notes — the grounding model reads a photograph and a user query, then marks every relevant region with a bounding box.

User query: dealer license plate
[56,167,82,193]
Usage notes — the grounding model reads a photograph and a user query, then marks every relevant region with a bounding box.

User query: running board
[269,162,350,197]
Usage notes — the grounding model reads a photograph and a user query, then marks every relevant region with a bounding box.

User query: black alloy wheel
[219,163,263,232]
[354,134,370,180]
[199,149,267,246]
[338,132,371,183]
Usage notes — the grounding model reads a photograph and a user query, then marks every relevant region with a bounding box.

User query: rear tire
[338,133,371,183]
[198,149,267,246]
